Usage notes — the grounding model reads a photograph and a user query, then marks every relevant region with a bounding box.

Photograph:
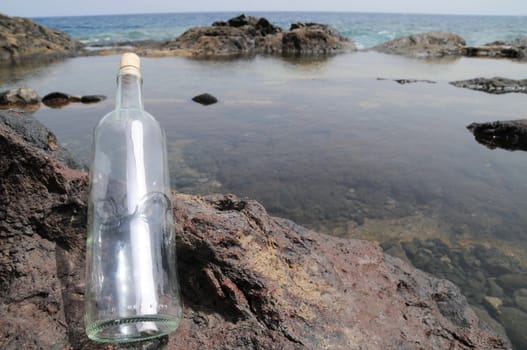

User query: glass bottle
[85,53,182,343]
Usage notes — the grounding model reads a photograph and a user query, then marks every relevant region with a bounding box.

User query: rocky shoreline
[1,13,527,63]
[0,110,511,349]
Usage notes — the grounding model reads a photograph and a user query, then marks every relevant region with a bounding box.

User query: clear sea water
[33,11,527,49]
[3,12,527,348]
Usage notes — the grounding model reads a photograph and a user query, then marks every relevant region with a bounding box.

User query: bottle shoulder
[95,108,160,130]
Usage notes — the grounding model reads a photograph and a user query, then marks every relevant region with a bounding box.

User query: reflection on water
[2,52,527,347]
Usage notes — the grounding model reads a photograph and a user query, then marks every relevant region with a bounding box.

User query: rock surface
[0,109,510,349]
[450,77,527,95]
[467,119,527,152]
[0,13,83,64]
[192,93,218,105]
[163,14,355,57]
[463,38,527,60]
[42,92,107,108]
[0,87,40,107]
[372,31,466,58]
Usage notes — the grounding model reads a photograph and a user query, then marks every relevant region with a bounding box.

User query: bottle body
[85,58,181,343]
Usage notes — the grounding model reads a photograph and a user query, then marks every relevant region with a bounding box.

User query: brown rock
[164,14,354,57]
[0,87,40,107]
[282,22,356,55]
[0,13,83,65]
[373,31,466,58]
[0,109,510,349]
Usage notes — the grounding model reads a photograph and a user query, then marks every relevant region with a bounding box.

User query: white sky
[1,0,527,17]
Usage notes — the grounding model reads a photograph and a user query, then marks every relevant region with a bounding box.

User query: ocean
[33,11,527,49]
[3,12,527,348]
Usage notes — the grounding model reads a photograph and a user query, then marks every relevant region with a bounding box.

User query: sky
[1,0,527,18]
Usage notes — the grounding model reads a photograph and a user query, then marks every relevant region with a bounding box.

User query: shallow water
[2,52,527,345]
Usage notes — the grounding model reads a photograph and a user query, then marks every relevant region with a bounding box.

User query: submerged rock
[467,119,527,152]
[372,31,466,58]
[192,93,218,105]
[377,77,437,84]
[450,77,527,94]
[0,110,510,349]
[0,13,83,65]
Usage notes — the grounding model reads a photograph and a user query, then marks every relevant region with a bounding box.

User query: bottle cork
[119,52,141,77]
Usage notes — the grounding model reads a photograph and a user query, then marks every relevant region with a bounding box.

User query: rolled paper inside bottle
[119,52,141,77]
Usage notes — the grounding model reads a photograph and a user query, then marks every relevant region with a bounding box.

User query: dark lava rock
[373,31,466,58]
[0,111,510,349]
[192,93,218,105]
[377,77,437,85]
[0,87,40,107]
[499,307,527,349]
[451,77,527,94]
[0,13,83,65]
[164,14,354,57]
[0,109,80,168]
[42,91,75,108]
[42,92,106,108]
[80,95,106,104]
[467,119,527,152]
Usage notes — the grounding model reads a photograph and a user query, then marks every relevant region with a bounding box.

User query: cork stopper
[119,52,141,77]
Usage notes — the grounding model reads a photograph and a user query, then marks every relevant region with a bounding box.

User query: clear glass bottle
[85,53,182,343]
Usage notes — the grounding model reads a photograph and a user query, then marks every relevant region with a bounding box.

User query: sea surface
[33,11,527,49]
[3,12,527,348]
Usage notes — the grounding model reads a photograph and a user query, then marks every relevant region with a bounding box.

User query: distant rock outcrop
[0,109,510,349]
[450,77,527,94]
[463,38,527,60]
[372,31,466,58]
[163,14,355,57]
[0,13,83,64]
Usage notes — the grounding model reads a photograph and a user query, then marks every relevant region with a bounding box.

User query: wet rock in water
[164,14,354,57]
[0,111,510,349]
[463,38,527,60]
[377,77,437,84]
[372,31,466,58]
[467,119,527,152]
[0,87,40,107]
[192,93,218,105]
[0,13,83,65]
[514,289,527,313]
[80,95,106,104]
[450,77,527,94]
[42,92,74,108]
[483,296,503,319]
[496,274,527,293]
[499,307,527,349]
[282,22,356,55]
[42,92,106,108]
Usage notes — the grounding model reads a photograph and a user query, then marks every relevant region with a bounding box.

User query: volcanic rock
[467,119,527,152]
[0,87,40,107]
[450,77,527,94]
[0,109,510,349]
[0,13,83,65]
[192,93,218,105]
[164,14,354,57]
[373,31,466,58]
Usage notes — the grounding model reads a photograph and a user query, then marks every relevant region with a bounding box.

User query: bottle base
[86,316,179,343]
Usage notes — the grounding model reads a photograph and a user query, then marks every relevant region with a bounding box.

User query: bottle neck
[115,73,143,110]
